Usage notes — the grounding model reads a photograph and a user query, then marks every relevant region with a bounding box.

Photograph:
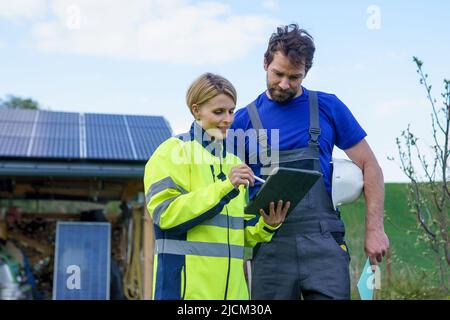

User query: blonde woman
[144,73,290,300]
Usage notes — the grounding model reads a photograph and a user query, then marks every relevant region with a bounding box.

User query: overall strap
[246,101,269,151]
[308,90,321,147]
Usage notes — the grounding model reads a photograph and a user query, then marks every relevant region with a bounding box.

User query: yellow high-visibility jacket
[144,122,278,300]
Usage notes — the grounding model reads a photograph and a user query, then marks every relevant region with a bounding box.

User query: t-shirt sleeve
[330,94,367,150]
[231,107,247,130]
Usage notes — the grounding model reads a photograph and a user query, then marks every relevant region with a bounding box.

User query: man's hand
[259,200,290,228]
[365,228,390,265]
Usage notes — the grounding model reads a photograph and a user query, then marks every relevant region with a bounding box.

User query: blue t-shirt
[230,86,367,199]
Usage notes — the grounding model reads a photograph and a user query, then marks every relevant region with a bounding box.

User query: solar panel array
[0,109,172,161]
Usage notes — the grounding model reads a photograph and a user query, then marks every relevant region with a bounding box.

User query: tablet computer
[244,167,322,215]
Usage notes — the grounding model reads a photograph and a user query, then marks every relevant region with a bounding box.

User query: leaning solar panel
[53,222,110,300]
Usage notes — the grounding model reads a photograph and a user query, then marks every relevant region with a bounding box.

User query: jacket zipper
[223,205,231,300]
[210,160,231,300]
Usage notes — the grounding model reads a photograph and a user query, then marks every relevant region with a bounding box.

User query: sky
[0,0,449,182]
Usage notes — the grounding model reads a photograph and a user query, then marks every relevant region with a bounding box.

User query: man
[230,24,389,300]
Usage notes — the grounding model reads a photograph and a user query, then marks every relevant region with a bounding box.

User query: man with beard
[230,24,389,300]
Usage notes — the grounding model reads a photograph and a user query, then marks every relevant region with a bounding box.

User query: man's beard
[266,77,298,103]
[267,86,297,103]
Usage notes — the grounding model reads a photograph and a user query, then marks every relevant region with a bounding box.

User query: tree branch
[414,57,446,133]
[442,79,450,198]
[396,130,437,239]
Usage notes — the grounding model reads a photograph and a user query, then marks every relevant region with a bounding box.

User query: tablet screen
[244,167,322,215]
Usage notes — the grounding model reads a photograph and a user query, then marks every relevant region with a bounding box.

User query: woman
[144,73,290,300]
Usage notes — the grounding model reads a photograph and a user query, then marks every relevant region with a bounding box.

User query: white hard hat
[331,158,364,210]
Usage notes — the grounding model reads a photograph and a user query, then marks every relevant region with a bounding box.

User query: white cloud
[0,0,47,19]
[262,0,280,10]
[28,0,278,65]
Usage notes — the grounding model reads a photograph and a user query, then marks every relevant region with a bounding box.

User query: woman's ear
[191,103,200,120]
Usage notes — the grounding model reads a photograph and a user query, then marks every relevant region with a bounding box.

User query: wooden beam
[1,177,142,202]
[142,205,154,300]
[9,230,53,256]
[19,212,119,224]
[21,212,81,220]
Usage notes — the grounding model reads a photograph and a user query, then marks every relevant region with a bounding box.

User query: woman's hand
[228,164,255,189]
[260,200,290,228]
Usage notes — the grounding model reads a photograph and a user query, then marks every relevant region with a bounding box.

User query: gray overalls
[247,91,351,300]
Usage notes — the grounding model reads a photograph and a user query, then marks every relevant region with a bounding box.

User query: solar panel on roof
[31,138,80,158]
[0,121,34,137]
[125,114,167,128]
[0,109,172,161]
[0,109,37,122]
[38,110,79,124]
[0,137,29,156]
[86,137,133,160]
[34,123,79,139]
[130,126,170,160]
[85,113,124,126]
[84,115,136,159]
[85,123,128,139]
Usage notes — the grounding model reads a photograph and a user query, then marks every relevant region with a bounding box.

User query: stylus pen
[252,175,266,184]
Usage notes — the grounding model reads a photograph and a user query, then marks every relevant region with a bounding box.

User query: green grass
[341,183,449,299]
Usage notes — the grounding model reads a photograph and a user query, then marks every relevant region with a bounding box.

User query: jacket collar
[185,121,227,158]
